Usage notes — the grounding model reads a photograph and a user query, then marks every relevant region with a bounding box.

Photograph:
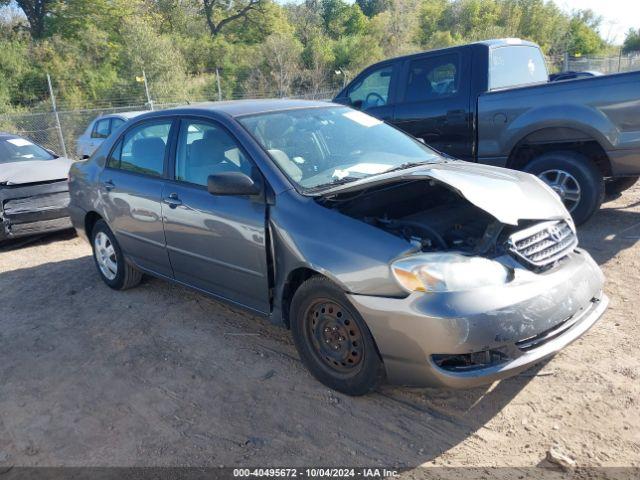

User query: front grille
[507,220,577,268]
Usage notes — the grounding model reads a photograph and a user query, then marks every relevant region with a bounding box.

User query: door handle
[102,180,115,191]
[163,193,182,208]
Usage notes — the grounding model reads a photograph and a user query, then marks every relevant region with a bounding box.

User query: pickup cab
[334,38,640,224]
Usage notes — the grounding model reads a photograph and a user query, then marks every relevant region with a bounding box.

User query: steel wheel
[94,231,118,281]
[303,299,364,376]
[538,169,582,212]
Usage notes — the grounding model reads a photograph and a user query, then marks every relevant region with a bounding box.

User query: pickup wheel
[290,276,384,396]
[91,220,142,290]
[605,176,639,197]
[524,151,604,225]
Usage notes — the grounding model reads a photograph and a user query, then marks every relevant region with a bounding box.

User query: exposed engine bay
[321,179,503,254]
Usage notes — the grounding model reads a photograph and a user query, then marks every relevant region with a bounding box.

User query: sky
[557,0,639,44]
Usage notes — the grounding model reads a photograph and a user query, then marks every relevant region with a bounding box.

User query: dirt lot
[1,187,639,472]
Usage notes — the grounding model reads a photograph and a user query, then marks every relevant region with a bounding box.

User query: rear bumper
[0,181,71,240]
[68,204,88,242]
[348,249,607,388]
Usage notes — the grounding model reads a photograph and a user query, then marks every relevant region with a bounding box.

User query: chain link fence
[3,50,639,159]
[0,87,337,159]
[548,52,640,74]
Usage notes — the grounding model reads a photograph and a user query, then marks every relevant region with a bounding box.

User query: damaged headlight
[391,253,511,293]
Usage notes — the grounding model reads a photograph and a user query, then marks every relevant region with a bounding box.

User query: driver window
[175,120,252,187]
[348,65,393,111]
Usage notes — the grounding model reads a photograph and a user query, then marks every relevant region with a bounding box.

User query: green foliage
[356,0,391,18]
[566,15,604,56]
[321,0,368,39]
[0,0,612,112]
[622,28,640,54]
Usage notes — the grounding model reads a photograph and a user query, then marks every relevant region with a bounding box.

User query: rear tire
[290,276,384,395]
[91,219,142,290]
[524,151,604,225]
[605,176,638,197]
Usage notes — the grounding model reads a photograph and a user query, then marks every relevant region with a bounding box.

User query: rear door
[98,118,175,277]
[393,49,474,160]
[161,117,270,313]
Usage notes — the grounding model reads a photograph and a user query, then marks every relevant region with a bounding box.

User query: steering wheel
[364,92,385,108]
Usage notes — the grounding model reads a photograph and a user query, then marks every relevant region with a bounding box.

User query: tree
[302,34,335,93]
[355,0,390,18]
[200,0,267,37]
[0,0,55,38]
[321,0,367,39]
[261,32,302,96]
[566,13,604,56]
[622,28,640,54]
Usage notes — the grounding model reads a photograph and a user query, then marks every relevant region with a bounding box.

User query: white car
[76,111,147,158]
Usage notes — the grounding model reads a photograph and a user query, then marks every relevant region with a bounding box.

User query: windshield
[489,45,548,90]
[239,107,441,191]
[0,137,56,164]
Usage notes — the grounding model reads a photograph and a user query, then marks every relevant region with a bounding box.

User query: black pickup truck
[334,38,640,224]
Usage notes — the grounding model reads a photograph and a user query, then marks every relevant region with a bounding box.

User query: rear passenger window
[107,120,172,176]
[92,119,111,139]
[405,54,459,102]
[110,118,125,132]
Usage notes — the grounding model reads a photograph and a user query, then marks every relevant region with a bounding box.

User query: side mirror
[351,99,363,110]
[207,172,261,196]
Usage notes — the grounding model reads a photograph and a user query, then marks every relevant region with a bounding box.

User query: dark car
[549,70,602,82]
[0,133,74,241]
[67,100,607,395]
[334,38,640,224]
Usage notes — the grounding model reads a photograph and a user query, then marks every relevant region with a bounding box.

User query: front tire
[290,276,384,395]
[524,151,604,225]
[91,219,142,290]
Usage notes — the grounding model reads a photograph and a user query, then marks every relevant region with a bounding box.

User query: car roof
[0,132,25,141]
[360,38,539,69]
[149,99,337,118]
[97,110,148,120]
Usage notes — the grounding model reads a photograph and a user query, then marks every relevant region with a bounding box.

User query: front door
[98,118,175,277]
[393,51,474,160]
[162,118,270,313]
[338,63,397,122]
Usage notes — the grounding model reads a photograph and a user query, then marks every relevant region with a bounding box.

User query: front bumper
[348,249,607,388]
[0,181,71,241]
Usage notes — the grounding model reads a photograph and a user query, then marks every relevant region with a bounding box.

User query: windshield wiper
[382,161,434,174]
[305,176,362,192]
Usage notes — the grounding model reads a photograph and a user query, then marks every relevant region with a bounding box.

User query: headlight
[391,253,511,293]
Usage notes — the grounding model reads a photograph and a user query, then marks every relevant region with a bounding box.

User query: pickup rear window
[489,45,548,90]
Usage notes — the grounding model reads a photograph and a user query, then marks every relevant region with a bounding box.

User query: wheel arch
[507,127,612,178]
[280,267,326,329]
[84,211,103,239]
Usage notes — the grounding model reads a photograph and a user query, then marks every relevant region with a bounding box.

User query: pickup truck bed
[478,70,640,176]
[335,39,640,224]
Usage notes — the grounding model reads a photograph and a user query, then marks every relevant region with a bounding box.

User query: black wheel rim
[303,298,364,375]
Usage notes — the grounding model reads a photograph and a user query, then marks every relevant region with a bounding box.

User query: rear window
[489,45,548,90]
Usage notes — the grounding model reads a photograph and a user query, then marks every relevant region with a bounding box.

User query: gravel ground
[0,186,639,472]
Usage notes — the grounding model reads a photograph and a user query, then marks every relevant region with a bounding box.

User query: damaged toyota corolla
[1,133,74,242]
[68,100,608,395]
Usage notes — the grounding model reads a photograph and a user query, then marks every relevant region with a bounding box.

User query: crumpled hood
[0,157,74,185]
[319,160,569,226]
